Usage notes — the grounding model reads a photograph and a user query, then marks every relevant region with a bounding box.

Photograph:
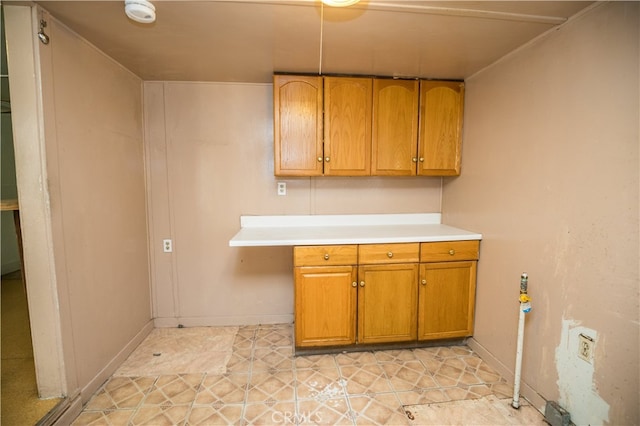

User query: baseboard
[79,320,154,404]
[50,394,82,426]
[153,314,293,328]
[466,337,547,413]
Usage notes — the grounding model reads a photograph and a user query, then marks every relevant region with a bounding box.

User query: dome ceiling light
[124,0,156,24]
[321,0,361,7]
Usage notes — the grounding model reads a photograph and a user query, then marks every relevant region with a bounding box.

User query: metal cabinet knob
[352,282,357,287]
[387,252,393,258]
[449,249,455,255]
[324,253,330,260]
[325,157,330,162]
[419,157,424,162]
[412,157,417,163]
[421,279,427,285]
[317,156,323,162]
[359,281,365,287]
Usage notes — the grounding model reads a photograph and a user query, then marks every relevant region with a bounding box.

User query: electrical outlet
[163,239,172,253]
[578,333,594,363]
[277,182,286,196]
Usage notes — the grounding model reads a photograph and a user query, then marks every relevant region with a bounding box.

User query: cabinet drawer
[420,240,479,262]
[359,243,419,264]
[294,245,358,267]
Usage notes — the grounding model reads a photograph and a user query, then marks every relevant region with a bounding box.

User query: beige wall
[144,81,442,326]
[442,2,639,425]
[38,15,152,398]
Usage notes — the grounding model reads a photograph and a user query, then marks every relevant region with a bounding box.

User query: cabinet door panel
[418,81,464,176]
[295,266,357,347]
[274,75,323,176]
[324,77,372,176]
[372,79,419,176]
[358,264,418,344]
[418,261,476,340]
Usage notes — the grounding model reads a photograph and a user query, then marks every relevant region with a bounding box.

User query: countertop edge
[229,215,482,247]
[229,233,482,247]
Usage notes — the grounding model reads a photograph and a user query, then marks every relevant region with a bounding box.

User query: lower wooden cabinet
[418,261,477,340]
[293,241,479,349]
[294,265,357,347]
[418,240,479,341]
[358,263,418,344]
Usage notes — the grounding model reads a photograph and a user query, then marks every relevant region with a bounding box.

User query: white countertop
[229,214,482,247]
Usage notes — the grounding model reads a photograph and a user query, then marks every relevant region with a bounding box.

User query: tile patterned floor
[72,323,539,425]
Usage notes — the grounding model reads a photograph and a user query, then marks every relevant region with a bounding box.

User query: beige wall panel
[312,177,441,214]
[44,19,151,389]
[143,83,177,320]
[147,82,442,325]
[151,82,304,324]
[441,3,639,425]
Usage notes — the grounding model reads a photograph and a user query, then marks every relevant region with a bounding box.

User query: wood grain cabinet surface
[324,77,372,176]
[371,79,419,176]
[293,246,358,347]
[418,81,465,176]
[273,75,323,176]
[274,74,464,177]
[418,240,479,340]
[357,243,419,344]
[293,241,479,349]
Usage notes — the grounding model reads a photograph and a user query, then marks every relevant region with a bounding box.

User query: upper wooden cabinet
[273,74,464,177]
[418,81,465,176]
[372,79,419,176]
[273,75,323,176]
[324,77,372,176]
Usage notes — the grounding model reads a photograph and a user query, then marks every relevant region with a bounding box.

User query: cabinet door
[417,81,464,176]
[371,79,419,176]
[418,261,476,340]
[324,77,372,176]
[295,266,357,347]
[357,263,418,344]
[274,75,323,176]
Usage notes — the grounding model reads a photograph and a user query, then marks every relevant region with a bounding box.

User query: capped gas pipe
[512,273,531,409]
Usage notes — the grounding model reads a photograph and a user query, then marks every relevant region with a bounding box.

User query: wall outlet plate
[277,182,286,196]
[578,333,594,363]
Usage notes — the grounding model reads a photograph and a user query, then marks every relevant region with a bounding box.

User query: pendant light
[321,0,360,7]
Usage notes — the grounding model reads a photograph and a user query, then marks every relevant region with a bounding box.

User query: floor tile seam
[86,375,160,412]
[238,331,259,425]
[375,361,427,388]
[338,373,395,394]
[294,396,356,426]
[365,388,411,418]
[332,355,358,426]
[138,374,203,408]
[344,389,401,399]
[247,359,295,375]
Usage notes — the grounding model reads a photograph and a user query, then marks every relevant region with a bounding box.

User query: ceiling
[36,0,594,83]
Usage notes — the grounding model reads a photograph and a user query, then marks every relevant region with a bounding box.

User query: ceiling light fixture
[124,0,156,24]
[321,0,360,7]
